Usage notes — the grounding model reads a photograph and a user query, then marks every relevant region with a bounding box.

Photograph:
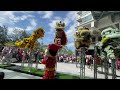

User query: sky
[0,11,79,52]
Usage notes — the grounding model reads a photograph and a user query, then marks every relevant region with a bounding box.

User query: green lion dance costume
[97,27,120,59]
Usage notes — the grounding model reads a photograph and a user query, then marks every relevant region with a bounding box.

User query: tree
[10,29,30,42]
[21,30,30,39]
[0,25,9,45]
[39,42,48,52]
[34,40,41,50]
[60,46,74,55]
[67,49,73,55]
[60,46,68,54]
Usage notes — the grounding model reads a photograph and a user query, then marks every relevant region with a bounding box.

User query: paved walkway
[13,62,120,79]
[1,62,120,79]
[0,68,42,79]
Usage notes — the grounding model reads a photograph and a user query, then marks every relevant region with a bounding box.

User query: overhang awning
[91,11,109,20]
[91,11,120,20]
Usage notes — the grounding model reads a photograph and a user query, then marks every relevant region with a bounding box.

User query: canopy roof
[91,11,120,20]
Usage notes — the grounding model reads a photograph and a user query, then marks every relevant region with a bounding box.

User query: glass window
[82,11,91,16]
[82,14,93,23]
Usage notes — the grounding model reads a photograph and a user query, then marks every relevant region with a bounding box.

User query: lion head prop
[74,26,92,49]
[15,27,45,50]
[54,21,67,46]
[98,28,120,59]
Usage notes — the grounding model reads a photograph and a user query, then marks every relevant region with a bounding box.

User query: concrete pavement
[13,62,120,79]
[0,68,42,79]
[1,62,120,79]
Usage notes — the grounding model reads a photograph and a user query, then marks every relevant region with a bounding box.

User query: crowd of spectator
[1,46,120,70]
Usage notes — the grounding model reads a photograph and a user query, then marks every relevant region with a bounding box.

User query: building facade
[76,11,98,50]
[76,11,120,50]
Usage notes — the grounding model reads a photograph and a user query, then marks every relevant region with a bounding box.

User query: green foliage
[0,25,10,45]
[57,73,80,79]
[60,46,74,55]
[0,25,30,46]
[22,67,81,79]
[67,49,73,55]
[0,65,92,79]
[10,29,30,42]
[5,42,15,46]
[0,64,15,67]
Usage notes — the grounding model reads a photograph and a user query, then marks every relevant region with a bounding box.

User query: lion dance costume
[53,21,67,77]
[54,21,67,46]
[15,27,45,50]
[96,27,120,59]
[74,26,92,49]
[41,44,61,79]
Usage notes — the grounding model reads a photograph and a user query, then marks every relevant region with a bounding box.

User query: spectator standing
[21,50,26,67]
[34,51,39,62]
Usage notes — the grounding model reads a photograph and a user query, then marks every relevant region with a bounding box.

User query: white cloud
[0,18,7,26]
[65,23,77,52]
[47,11,78,49]
[64,11,79,52]
[26,26,33,31]
[7,19,38,34]
[43,11,53,19]
[31,19,37,26]
[67,42,75,51]
[48,16,63,32]
[47,11,78,34]
[26,19,37,31]
[54,16,62,20]
[0,11,35,27]
[67,42,74,47]
[63,11,79,47]
[8,27,24,35]
[0,11,21,24]
[63,11,78,27]
[65,11,78,21]
[0,11,38,35]
[66,23,76,39]
[63,18,71,27]
[8,27,15,34]
[0,11,16,26]
[19,15,34,21]
[10,15,34,23]
[14,11,35,14]
[37,11,43,14]
[49,20,58,31]
[37,11,54,19]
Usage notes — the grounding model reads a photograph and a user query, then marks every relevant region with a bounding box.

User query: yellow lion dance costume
[74,27,92,49]
[15,27,45,50]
